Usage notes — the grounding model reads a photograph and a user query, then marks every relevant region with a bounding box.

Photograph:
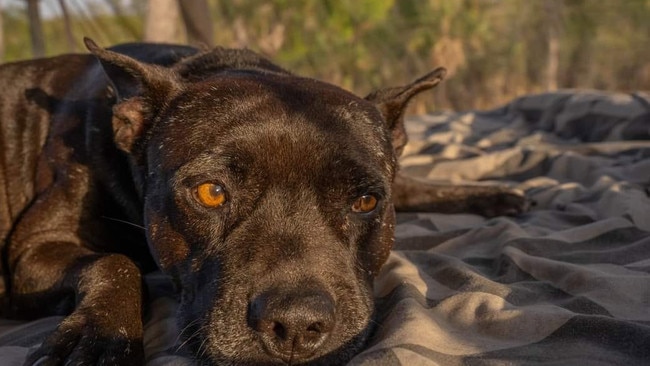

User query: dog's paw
[470,189,532,218]
[24,308,143,366]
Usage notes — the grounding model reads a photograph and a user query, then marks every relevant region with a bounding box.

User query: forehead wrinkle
[170,104,391,186]
[155,75,394,183]
[167,120,323,187]
[232,117,329,179]
[149,87,277,171]
[160,73,381,145]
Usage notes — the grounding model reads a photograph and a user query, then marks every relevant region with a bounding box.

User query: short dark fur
[0,39,526,365]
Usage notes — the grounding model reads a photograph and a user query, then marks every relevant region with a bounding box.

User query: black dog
[0,38,526,365]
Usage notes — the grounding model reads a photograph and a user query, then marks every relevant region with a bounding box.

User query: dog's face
[145,74,396,364]
[87,40,444,365]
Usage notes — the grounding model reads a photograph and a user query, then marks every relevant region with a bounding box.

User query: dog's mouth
[178,278,374,365]
[202,326,371,366]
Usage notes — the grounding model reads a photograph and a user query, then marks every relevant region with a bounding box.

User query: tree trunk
[58,0,76,52]
[544,0,562,91]
[144,0,182,43]
[26,0,45,57]
[178,0,214,47]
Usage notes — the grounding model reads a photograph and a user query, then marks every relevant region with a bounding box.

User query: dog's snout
[249,288,336,361]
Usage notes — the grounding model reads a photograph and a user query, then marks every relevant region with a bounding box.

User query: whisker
[175,316,211,354]
[101,216,146,230]
[176,327,201,353]
[196,325,211,358]
[174,318,202,346]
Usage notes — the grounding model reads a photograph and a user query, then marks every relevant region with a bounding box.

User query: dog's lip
[251,334,317,365]
[269,348,318,365]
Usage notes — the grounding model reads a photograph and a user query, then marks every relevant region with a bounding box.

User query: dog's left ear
[84,37,181,154]
[365,67,446,157]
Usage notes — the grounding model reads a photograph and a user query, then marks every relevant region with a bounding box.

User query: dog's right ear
[84,37,181,154]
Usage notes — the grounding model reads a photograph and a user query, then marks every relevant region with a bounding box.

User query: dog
[0,38,527,365]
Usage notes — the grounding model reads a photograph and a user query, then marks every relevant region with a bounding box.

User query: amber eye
[194,183,227,208]
[352,194,378,213]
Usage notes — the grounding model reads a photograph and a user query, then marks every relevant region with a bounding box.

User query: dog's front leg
[10,242,144,366]
[7,179,144,365]
[392,173,530,217]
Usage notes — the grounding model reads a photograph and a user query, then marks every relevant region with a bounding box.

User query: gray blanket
[1,91,649,365]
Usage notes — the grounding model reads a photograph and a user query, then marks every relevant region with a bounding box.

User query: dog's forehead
[175,73,382,129]
[150,73,395,173]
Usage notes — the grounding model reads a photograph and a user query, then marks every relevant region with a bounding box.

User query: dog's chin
[176,299,373,366]
[200,326,372,366]
[173,260,376,365]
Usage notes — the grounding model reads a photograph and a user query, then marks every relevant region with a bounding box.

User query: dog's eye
[194,183,227,208]
[352,195,378,213]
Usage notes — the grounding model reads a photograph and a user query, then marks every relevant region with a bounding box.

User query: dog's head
[86,38,444,365]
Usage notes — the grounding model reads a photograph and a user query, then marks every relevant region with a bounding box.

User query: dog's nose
[249,288,336,361]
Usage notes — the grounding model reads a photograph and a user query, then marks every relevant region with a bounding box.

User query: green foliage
[2,0,649,111]
[4,7,31,61]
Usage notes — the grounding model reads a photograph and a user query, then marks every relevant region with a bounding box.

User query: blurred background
[1,0,649,112]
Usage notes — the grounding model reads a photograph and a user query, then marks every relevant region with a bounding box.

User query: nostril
[306,321,323,334]
[272,321,287,340]
[302,321,329,345]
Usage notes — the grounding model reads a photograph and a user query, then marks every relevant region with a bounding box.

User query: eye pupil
[352,194,378,213]
[195,183,227,207]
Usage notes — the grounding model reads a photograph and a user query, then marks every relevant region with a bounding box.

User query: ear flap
[84,37,180,154]
[365,67,446,157]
